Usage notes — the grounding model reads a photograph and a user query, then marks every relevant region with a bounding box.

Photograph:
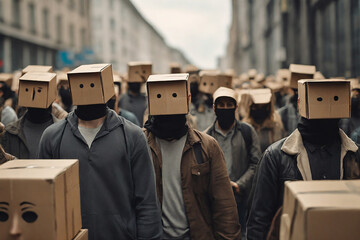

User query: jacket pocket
[93,213,135,240]
[191,162,210,194]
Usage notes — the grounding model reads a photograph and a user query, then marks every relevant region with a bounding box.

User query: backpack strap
[238,122,253,154]
[55,120,67,158]
[193,142,204,164]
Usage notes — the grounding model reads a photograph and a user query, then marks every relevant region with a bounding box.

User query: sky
[131,0,231,69]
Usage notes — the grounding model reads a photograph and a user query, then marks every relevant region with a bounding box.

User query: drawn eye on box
[0,201,38,223]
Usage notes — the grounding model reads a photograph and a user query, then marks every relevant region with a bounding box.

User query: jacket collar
[282,129,358,155]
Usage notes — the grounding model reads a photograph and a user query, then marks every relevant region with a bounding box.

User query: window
[81,28,86,47]
[80,0,86,16]
[68,0,75,10]
[43,8,49,38]
[12,0,21,28]
[69,24,75,47]
[0,0,3,22]
[56,15,63,43]
[110,18,115,31]
[28,3,36,34]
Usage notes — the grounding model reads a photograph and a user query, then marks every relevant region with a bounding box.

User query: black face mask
[106,98,116,110]
[290,92,298,108]
[190,82,199,103]
[351,97,360,118]
[204,94,213,108]
[144,114,188,140]
[75,104,107,121]
[59,86,73,112]
[250,107,270,123]
[128,83,141,94]
[297,117,340,145]
[215,108,236,130]
[26,107,52,124]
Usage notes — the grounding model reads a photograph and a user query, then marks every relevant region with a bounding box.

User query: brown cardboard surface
[298,79,350,119]
[18,72,57,108]
[276,69,291,82]
[198,71,232,94]
[22,65,53,75]
[147,74,189,115]
[0,160,81,240]
[73,229,88,240]
[248,69,257,79]
[289,64,316,89]
[170,63,181,73]
[248,88,272,104]
[68,64,114,105]
[56,71,68,86]
[128,62,152,83]
[0,73,13,87]
[350,78,360,90]
[280,180,360,240]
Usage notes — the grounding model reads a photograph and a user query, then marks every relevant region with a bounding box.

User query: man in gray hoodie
[38,64,162,240]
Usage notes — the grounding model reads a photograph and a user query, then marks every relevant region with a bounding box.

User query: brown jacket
[144,127,241,240]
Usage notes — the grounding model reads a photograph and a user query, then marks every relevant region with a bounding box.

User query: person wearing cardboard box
[190,71,232,131]
[340,79,360,137]
[242,88,285,153]
[38,64,162,240]
[277,64,316,136]
[118,62,151,127]
[246,79,360,240]
[1,72,59,159]
[144,74,241,240]
[204,87,261,239]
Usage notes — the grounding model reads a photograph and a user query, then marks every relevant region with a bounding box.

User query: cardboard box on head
[170,63,181,74]
[67,64,114,106]
[22,65,53,76]
[73,229,88,240]
[198,71,232,94]
[18,72,57,108]
[280,180,360,240]
[289,64,316,89]
[0,160,82,240]
[56,71,69,87]
[248,88,272,105]
[298,79,351,119]
[127,62,152,83]
[147,73,189,115]
[248,69,257,80]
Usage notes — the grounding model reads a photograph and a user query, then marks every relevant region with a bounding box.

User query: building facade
[0,0,91,72]
[90,0,191,73]
[223,0,360,78]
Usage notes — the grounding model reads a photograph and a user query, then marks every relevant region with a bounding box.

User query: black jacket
[246,129,360,240]
[39,109,162,240]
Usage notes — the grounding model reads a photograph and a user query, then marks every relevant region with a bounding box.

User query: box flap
[20,72,57,82]
[249,88,272,104]
[289,64,316,74]
[68,64,110,74]
[128,61,152,67]
[147,73,189,83]
[22,65,53,74]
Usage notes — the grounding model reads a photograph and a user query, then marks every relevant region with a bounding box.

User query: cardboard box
[199,71,232,94]
[276,69,291,82]
[0,73,13,87]
[18,72,57,108]
[67,64,114,105]
[0,160,81,240]
[147,73,189,115]
[22,65,53,76]
[248,69,257,80]
[128,62,152,83]
[73,229,88,240]
[289,64,316,89]
[56,71,68,86]
[280,180,360,240]
[298,79,350,119]
[249,88,272,104]
[170,63,182,74]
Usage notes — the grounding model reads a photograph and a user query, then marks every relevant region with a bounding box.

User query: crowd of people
[0,62,360,240]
